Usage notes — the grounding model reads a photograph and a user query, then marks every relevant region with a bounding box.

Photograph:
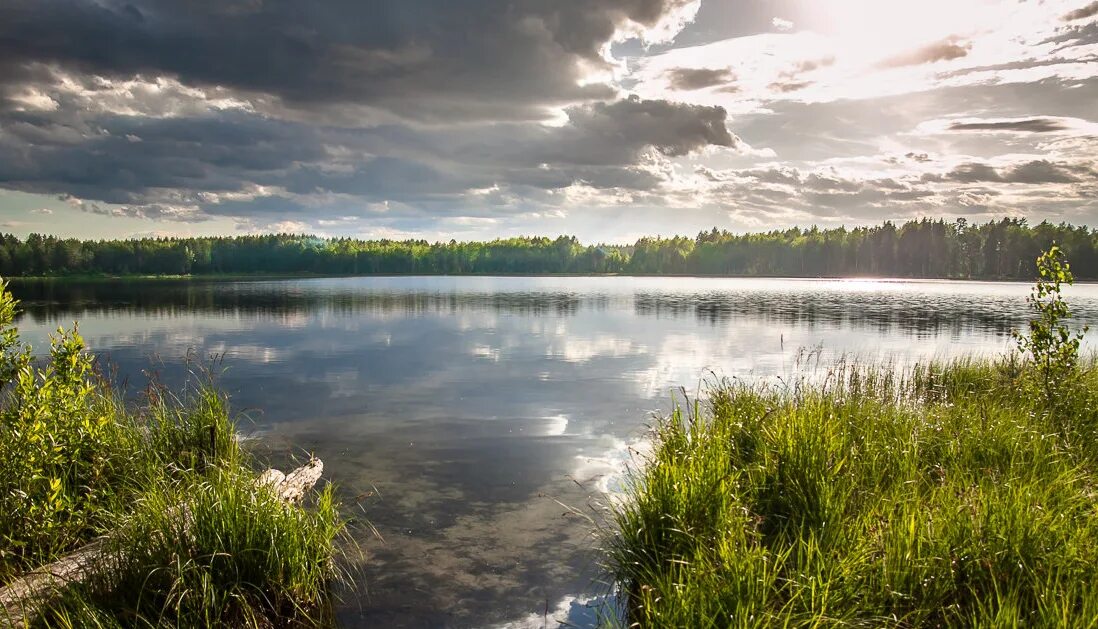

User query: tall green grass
[38,468,344,628]
[0,281,346,626]
[606,356,1098,627]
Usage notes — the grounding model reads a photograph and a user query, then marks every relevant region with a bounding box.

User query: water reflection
[7,276,1098,627]
[14,277,1093,338]
[636,289,1030,336]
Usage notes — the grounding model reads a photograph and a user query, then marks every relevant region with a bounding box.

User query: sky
[0,0,1096,243]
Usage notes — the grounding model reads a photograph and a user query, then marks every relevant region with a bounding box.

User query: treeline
[3,218,1098,279]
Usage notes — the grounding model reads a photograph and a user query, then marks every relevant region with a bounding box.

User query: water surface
[11,276,1098,627]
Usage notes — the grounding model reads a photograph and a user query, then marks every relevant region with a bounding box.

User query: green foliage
[141,383,241,474]
[0,286,29,385]
[39,469,344,627]
[0,282,345,626]
[0,292,122,573]
[1014,245,1088,410]
[4,217,1098,279]
[605,355,1098,627]
[0,311,233,577]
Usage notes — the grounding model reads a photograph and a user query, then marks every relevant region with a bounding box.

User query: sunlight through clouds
[0,0,1095,239]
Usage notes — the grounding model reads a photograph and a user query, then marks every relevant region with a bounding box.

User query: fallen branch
[0,539,107,628]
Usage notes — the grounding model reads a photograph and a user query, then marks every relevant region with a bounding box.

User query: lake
[9,276,1098,628]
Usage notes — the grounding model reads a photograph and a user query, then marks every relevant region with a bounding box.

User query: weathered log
[0,458,324,627]
[1,539,107,627]
[256,468,286,490]
[270,458,323,504]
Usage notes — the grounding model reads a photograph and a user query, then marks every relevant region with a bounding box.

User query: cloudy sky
[0,0,1096,242]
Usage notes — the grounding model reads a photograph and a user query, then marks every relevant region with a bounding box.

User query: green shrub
[0,285,131,575]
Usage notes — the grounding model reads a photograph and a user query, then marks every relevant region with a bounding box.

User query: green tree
[1014,245,1087,411]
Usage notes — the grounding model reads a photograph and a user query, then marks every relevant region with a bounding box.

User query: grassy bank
[0,282,345,627]
[606,248,1098,627]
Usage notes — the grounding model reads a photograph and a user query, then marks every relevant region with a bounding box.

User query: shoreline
[4,272,1081,284]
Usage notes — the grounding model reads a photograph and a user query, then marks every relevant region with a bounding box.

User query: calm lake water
[10,276,1098,628]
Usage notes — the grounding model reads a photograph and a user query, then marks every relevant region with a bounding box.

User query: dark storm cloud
[801,187,935,210]
[1041,20,1098,50]
[0,0,697,122]
[704,170,942,220]
[708,167,934,210]
[937,160,1096,184]
[938,163,1003,183]
[2,0,1094,234]
[1006,160,1095,184]
[544,96,735,160]
[1064,1,1098,21]
[699,156,1098,223]
[0,95,735,219]
[664,67,735,90]
[0,109,324,204]
[878,38,971,68]
[947,118,1071,133]
[0,0,752,224]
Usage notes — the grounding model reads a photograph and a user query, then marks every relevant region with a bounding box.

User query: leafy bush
[0,285,134,575]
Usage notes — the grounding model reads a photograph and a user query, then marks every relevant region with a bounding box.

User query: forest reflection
[11,277,1091,338]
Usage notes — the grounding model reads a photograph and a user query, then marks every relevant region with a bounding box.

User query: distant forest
[3,218,1098,280]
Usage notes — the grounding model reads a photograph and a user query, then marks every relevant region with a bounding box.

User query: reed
[38,467,345,628]
[605,356,1098,627]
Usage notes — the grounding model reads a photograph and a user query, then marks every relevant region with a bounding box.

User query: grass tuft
[606,356,1098,627]
[39,467,345,628]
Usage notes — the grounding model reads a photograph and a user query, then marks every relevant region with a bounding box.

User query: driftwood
[0,458,323,627]
[0,539,108,628]
[256,458,323,504]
